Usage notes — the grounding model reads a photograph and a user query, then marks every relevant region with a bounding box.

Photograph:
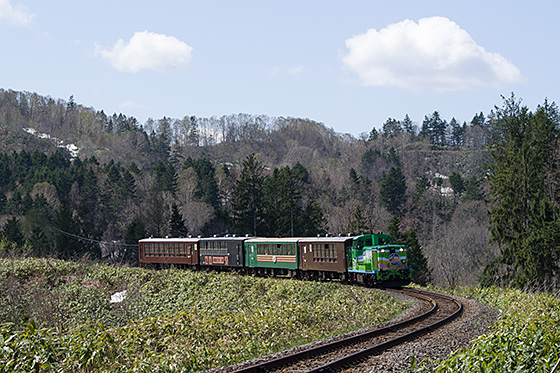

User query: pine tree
[6,189,22,215]
[125,217,146,245]
[169,203,188,237]
[299,197,326,236]
[121,169,136,200]
[382,118,402,139]
[262,163,324,237]
[153,161,176,192]
[103,163,123,219]
[421,111,447,146]
[186,157,218,207]
[387,215,403,241]
[24,194,52,256]
[348,205,369,234]
[21,193,33,215]
[413,175,429,202]
[486,95,560,286]
[449,172,465,200]
[448,117,464,146]
[1,217,24,246]
[27,227,49,257]
[264,166,304,236]
[387,216,431,285]
[54,201,81,258]
[231,154,266,236]
[78,167,99,238]
[404,229,431,285]
[402,114,415,137]
[0,190,6,214]
[368,127,379,142]
[380,167,407,216]
[463,176,484,201]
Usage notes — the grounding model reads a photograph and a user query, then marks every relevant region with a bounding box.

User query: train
[138,233,412,287]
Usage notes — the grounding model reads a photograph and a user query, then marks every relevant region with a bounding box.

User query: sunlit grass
[414,285,560,372]
[0,257,408,372]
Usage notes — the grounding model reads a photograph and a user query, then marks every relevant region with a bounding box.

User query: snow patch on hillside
[23,128,80,159]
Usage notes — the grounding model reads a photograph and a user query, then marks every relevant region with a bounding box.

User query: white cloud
[0,0,35,25]
[342,16,525,92]
[287,65,305,76]
[95,31,193,73]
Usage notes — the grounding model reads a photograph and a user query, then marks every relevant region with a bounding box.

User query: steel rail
[307,289,463,372]
[232,288,455,373]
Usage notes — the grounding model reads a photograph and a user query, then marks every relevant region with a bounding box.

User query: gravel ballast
[210,290,500,373]
[346,294,501,372]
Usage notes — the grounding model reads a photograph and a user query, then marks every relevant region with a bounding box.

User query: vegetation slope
[0,257,408,372]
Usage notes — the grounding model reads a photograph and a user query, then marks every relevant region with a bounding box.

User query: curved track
[232,288,462,373]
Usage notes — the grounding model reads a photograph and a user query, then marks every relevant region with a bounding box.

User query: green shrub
[419,286,560,373]
[0,258,409,371]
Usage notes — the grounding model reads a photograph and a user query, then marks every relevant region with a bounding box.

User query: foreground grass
[0,258,408,372]
[416,285,560,372]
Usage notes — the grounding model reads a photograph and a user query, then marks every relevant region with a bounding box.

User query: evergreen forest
[0,89,558,289]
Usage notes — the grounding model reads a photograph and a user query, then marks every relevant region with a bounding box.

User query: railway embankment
[0,257,407,372]
[0,257,558,372]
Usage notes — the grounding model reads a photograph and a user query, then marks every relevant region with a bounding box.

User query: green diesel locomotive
[346,233,412,287]
[139,233,412,287]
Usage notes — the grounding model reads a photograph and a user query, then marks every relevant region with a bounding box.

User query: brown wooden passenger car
[138,237,200,266]
[298,236,352,279]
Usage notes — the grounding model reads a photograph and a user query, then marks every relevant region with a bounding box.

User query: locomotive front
[347,233,412,287]
[376,242,411,285]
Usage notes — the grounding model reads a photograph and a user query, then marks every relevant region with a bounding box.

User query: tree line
[0,149,327,259]
[1,88,558,288]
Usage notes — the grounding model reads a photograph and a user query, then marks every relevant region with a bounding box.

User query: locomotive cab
[347,233,412,286]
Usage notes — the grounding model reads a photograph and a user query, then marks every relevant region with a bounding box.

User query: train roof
[139,235,356,244]
[199,236,248,241]
[138,237,200,243]
[298,236,354,243]
[244,237,304,243]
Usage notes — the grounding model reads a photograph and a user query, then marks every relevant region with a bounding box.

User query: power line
[51,227,138,247]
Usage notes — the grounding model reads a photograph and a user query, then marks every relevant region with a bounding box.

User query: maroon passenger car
[298,236,352,280]
[138,237,200,266]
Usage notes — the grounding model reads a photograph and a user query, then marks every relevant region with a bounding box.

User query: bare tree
[425,201,498,287]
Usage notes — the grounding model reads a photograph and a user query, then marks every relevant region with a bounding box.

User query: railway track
[231,288,463,373]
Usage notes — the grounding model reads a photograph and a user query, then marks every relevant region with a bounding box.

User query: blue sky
[1,0,557,136]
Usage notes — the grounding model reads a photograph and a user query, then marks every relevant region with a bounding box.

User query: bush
[0,258,410,371]
[420,286,560,372]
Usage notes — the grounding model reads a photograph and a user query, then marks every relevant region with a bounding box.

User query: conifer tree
[125,217,146,245]
[231,154,266,236]
[0,190,6,214]
[348,206,369,234]
[486,95,560,286]
[184,157,218,207]
[463,175,484,201]
[380,167,407,216]
[449,172,465,201]
[169,203,188,237]
[388,216,431,285]
[1,217,24,246]
[402,114,415,137]
[404,229,431,285]
[53,201,82,258]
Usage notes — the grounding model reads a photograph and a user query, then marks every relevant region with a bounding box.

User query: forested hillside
[0,89,558,288]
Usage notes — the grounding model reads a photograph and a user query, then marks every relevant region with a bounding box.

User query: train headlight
[380,249,386,253]
[399,248,404,252]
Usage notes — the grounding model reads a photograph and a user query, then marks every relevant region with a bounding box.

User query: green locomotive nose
[347,233,411,286]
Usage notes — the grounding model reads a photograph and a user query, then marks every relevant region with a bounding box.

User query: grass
[414,285,560,372]
[0,257,409,372]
